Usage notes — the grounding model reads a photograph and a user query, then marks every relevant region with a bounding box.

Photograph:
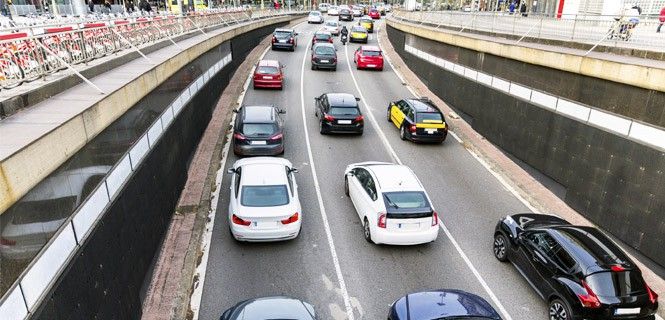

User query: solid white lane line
[375,22,538,213]
[301,41,356,320]
[345,34,514,320]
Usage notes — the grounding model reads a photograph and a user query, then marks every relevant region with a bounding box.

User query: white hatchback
[308,11,323,24]
[344,162,439,245]
[227,157,302,242]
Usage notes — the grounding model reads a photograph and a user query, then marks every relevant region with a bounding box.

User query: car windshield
[241,185,289,207]
[417,112,443,122]
[329,107,359,116]
[586,271,646,297]
[363,50,380,56]
[314,46,335,55]
[383,192,428,209]
[256,66,279,74]
[241,123,277,136]
[315,33,331,40]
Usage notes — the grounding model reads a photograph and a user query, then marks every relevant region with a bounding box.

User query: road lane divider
[300,35,356,320]
[344,35,514,320]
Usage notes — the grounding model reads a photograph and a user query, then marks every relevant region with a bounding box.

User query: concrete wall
[387,25,665,268]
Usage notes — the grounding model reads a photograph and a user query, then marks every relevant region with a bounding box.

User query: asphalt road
[199,16,549,320]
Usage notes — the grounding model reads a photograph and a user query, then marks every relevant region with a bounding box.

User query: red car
[369,9,380,19]
[354,45,384,71]
[253,60,284,90]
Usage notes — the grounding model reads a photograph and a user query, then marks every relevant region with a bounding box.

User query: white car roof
[363,163,424,192]
[234,157,292,185]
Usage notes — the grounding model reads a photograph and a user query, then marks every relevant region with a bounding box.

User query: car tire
[378,67,383,71]
[344,176,349,196]
[356,64,360,70]
[548,298,572,320]
[493,233,509,262]
[332,67,337,71]
[357,129,363,135]
[271,45,275,50]
[363,218,373,243]
[311,65,316,70]
[387,109,392,122]
[400,125,407,140]
[319,121,327,134]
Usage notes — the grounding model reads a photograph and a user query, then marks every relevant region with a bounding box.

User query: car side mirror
[355,97,361,101]
[232,109,239,113]
[314,97,319,101]
[289,168,299,173]
[294,32,299,35]
[227,168,236,174]
[278,109,286,114]
[347,172,354,177]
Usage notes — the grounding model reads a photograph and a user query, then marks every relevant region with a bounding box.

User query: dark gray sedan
[220,296,317,320]
[232,105,286,156]
[311,43,337,71]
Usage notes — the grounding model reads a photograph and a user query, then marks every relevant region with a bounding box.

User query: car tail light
[332,57,337,63]
[578,281,601,309]
[646,283,658,304]
[271,36,277,43]
[289,37,294,44]
[0,237,16,246]
[611,265,625,272]
[377,212,387,228]
[409,124,417,133]
[232,214,251,226]
[281,212,299,224]
[354,115,364,122]
[328,38,333,43]
[233,133,246,141]
[324,114,335,122]
[432,211,438,226]
[269,133,283,141]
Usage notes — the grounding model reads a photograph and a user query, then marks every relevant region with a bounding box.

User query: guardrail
[391,10,665,54]
[0,8,295,91]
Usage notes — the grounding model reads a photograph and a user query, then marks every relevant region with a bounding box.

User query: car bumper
[373,226,439,245]
[272,42,295,49]
[253,79,283,88]
[231,221,301,242]
[308,19,323,23]
[234,142,283,156]
[350,36,368,43]
[340,15,353,20]
[322,122,363,132]
[410,131,447,143]
[312,61,337,69]
[358,61,383,69]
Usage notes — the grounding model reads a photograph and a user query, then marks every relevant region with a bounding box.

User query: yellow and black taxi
[349,25,368,43]
[359,17,374,33]
[387,98,448,143]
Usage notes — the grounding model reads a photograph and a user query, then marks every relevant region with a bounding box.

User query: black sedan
[493,213,659,320]
[315,93,363,134]
[311,43,337,71]
[339,8,353,21]
[388,289,502,320]
[220,296,316,319]
[232,105,285,156]
[271,28,298,51]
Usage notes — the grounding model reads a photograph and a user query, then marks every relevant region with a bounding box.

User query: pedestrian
[103,0,111,12]
[520,1,527,16]
[88,0,94,12]
[508,1,515,14]
[658,6,665,33]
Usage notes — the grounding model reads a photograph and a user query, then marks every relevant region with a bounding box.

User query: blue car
[388,289,502,320]
[220,296,316,320]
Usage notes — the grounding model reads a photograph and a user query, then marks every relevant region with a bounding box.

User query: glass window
[234,168,241,198]
[256,66,279,74]
[329,107,359,116]
[354,168,369,186]
[526,232,576,270]
[241,185,289,207]
[407,108,415,120]
[315,33,331,40]
[363,50,381,57]
[383,192,429,209]
[314,46,335,55]
[285,167,294,195]
[397,100,409,112]
[241,123,277,136]
[417,112,443,123]
[586,271,646,297]
[274,31,292,38]
[364,177,377,201]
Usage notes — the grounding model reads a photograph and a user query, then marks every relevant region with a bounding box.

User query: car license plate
[367,64,375,68]
[262,76,273,80]
[338,120,352,124]
[398,223,420,230]
[250,140,267,145]
[425,128,437,134]
[320,60,329,63]
[279,40,287,43]
[615,308,640,315]
[253,221,277,229]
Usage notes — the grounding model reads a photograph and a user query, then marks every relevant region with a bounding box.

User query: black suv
[339,8,353,21]
[494,214,659,320]
[233,105,286,156]
[271,28,298,51]
[314,93,363,135]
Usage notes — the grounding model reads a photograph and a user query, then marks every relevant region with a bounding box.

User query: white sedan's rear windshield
[384,192,428,209]
[241,185,289,207]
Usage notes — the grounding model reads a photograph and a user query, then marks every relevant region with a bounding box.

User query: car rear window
[241,185,289,207]
[586,271,646,297]
[352,27,366,32]
[241,123,277,136]
[329,107,359,116]
[383,192,428,209]
[325,21,338,27]
[314,46,335,55]
[309,11,320,15]
[256,66,279,74]
[363,50,381,56]
[417,112,443,123]
[315,33,331,40]
[274,31,292,38]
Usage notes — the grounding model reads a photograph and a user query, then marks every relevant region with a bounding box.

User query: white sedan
[307,11,324,24]
[323,20,341,36]
[344,162,439,245]
[227,157,302,242]
[327,6,339,16]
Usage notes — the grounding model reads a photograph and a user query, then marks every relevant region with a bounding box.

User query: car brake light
[232,214,251,226]
[328,38,333,43]
[409,124,417,133]
[281,212,299,224]
[432,211,438,226]
[611,265,625,272]
[332,57,337,63]
[646,283,658,304]
[354,115,364,122]
[377,212,387,228]
[269,133,283,141]
[271,36,277,43]
[578,281,601,309]
[233,133,246,141]
[289,37,294,44]
[0,237,16,246]
[324,114,335,122]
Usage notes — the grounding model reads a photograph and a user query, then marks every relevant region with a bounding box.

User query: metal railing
[0,8,298,91]
[391,10,665,54]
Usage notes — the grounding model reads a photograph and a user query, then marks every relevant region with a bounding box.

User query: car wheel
[387,109,392,122]
[332,67,337,71]
[357,129,363,135]
[493,233,509,262]
[344,176,349,196]
[311,65,316,70]
[363,218,373,243]
[548,299,572,320]
[319,120,327,134]
[399,125,407,140]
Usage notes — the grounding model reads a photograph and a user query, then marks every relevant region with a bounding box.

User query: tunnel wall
[387,25,665,268]
[26,22,285,320]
